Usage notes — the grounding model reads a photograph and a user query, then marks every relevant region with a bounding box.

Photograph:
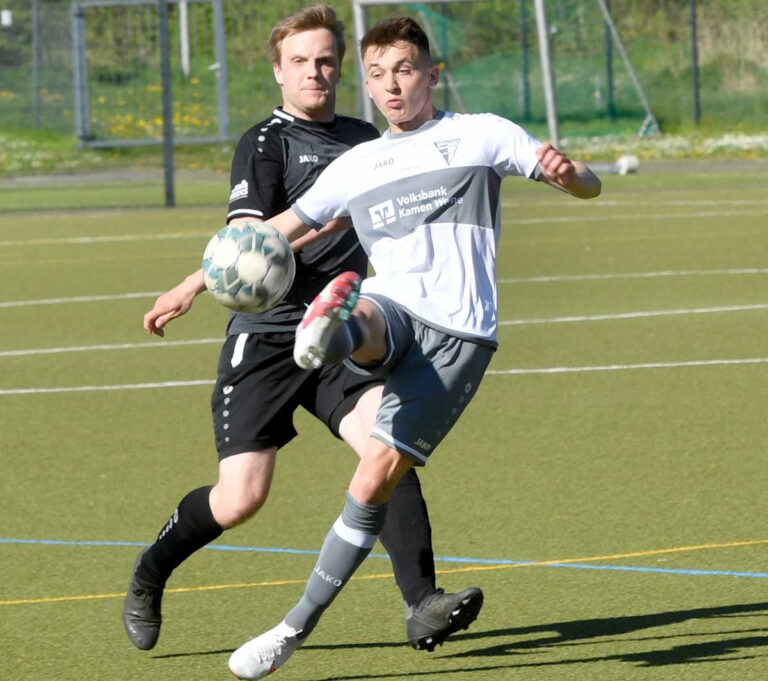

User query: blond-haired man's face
[274,28,340,122]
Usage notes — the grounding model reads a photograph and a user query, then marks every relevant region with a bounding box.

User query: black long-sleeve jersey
[225,107,379,335]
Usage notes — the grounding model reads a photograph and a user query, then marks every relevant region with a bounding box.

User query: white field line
[0,380,214,396]
[501,208,768,226]
[486,358,768,375]
[0,231,210,248]
[2,303,768,359]
[0,338,221,358]
[0,292,164,308]
[0,270,763,311]
[499,304,768,326]
[2,266,767,309]
[4,358,768,395]
[2,199,767,249]
[500,268,768,283]
[500,198,768,210]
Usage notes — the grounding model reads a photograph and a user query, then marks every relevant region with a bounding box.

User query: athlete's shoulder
[236,109,290,153]
[448,111,534,139]
[335,114,379,136]
[319,120,381,166]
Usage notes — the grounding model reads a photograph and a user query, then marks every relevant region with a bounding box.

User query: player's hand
[143,271,205,336]
[536,143,576,190]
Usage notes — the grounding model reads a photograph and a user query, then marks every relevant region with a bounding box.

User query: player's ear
[273,62,284,87]
[428,65,439,88]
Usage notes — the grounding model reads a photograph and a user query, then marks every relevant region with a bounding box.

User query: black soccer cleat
[406,587,484,652]
[123,548,164,650]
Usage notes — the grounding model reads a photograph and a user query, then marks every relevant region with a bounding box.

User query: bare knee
[209,449,276,528]
[349,441,413,505]
[339,385,384,457]
[210,484,269,528]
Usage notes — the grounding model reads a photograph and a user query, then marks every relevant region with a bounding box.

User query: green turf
[2,167,768,680]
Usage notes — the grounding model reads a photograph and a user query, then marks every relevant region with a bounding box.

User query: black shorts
[211,331,384,460]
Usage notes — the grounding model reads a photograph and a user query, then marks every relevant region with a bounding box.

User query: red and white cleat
[293,271,361,370]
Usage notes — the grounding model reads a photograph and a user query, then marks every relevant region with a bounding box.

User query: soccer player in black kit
[123,3,482,654]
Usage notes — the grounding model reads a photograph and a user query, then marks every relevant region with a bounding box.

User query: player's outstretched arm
[143,269,206,336]
[290,216,352,252]
[267,207,314,244]
[536,143,601,199]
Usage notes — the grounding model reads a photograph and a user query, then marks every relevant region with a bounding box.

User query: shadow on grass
[154,601,768,676]
[152,640,407,660]
[439,601,768,668]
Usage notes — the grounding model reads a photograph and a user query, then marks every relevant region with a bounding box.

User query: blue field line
[2,537,767,579]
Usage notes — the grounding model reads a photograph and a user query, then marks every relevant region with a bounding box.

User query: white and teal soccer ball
[202,222,295,314]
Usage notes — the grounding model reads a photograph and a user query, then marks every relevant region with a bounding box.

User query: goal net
[351,0,658,144]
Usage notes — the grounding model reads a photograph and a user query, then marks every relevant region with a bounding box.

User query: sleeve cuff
[292,202,325,231]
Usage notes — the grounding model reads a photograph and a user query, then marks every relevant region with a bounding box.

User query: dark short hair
[268,3,346,65]
[361,16,431,61]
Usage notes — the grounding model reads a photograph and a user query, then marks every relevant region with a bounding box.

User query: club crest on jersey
[229,179,248,202]
[368,199,396,229]
[434,139,459,165]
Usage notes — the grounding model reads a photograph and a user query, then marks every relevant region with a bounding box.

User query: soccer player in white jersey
[124,5,483,657]
[227,16,601,680]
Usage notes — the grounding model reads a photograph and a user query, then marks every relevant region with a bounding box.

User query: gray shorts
[345,295,494,465]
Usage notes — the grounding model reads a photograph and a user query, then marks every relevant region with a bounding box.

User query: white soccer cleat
[294,271,361,370]
[228,621,302,680]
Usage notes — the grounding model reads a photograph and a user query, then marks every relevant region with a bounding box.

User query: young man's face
[273,28,340,121]
[363,41,438,133]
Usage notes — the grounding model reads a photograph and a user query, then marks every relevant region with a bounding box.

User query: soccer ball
[202,222,295,314]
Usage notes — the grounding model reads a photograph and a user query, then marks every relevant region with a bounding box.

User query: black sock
[138,485,223,587]
[378,468,436,606]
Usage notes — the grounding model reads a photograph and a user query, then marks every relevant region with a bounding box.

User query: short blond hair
[268,4,346,65]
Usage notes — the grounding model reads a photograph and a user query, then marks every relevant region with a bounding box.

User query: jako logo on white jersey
[368,199,396,229]
[374,157,394,169]
[299,154,319,164]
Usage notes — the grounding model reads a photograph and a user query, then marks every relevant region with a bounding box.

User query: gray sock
[323,317,364,365]
[285,491,388,637]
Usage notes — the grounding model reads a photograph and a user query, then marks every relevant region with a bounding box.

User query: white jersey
[293,112,541,344]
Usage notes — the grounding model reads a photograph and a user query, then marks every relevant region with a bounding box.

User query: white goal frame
[351,0,481,124]
[351,0,659,144]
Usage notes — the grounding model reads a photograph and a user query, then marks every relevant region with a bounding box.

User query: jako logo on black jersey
[299,154,319,163]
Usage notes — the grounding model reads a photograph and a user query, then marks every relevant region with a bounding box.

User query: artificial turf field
[1,164,768,680]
